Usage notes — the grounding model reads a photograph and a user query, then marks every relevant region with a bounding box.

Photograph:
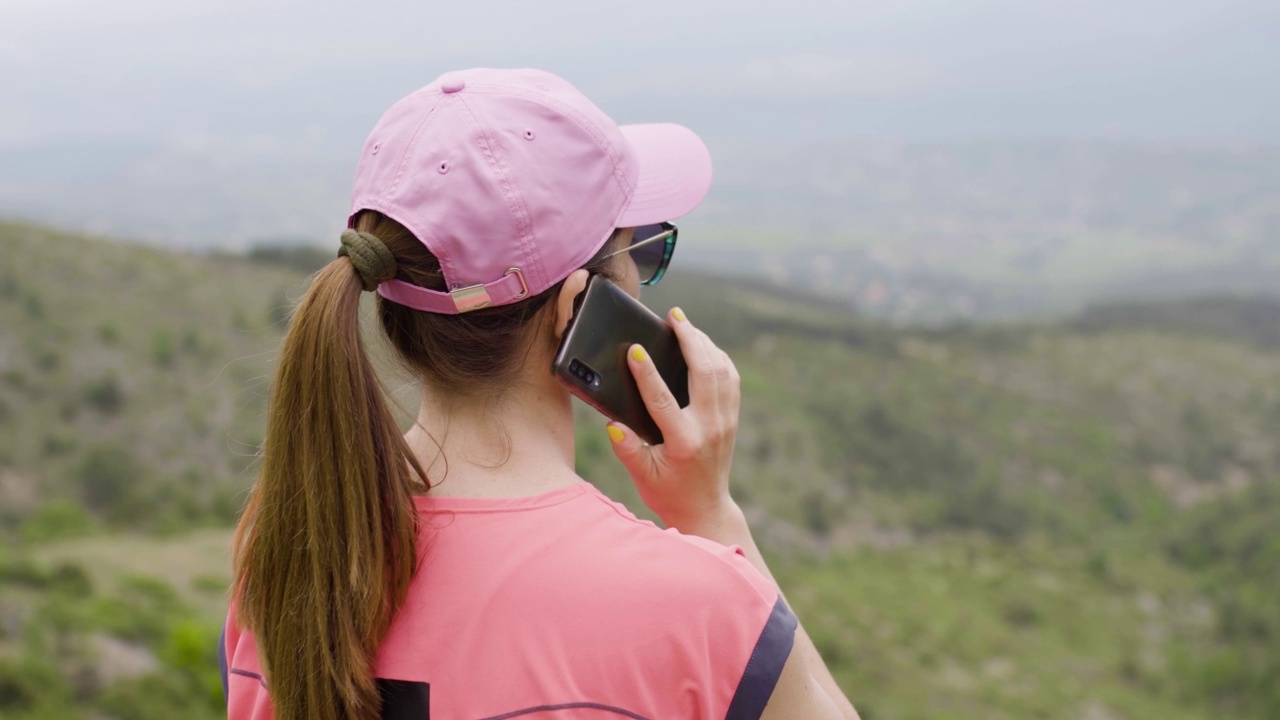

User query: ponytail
[232,257,426,720]
[229,208,622,719]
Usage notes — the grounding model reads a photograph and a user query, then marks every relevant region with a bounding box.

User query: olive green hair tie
[337,229,397,291]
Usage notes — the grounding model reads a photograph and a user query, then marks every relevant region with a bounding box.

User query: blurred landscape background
[1,1,1278,718]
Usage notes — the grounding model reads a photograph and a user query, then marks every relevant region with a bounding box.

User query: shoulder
[576,486,777,607]
[571,488,798,718]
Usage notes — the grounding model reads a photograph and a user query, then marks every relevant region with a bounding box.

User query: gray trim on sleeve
[725,596,798,720]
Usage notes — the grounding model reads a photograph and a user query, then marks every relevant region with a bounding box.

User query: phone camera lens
[567,358,599,389]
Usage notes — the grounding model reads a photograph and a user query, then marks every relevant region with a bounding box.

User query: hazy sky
[4,0,1277,143]
[1,0,1277,245]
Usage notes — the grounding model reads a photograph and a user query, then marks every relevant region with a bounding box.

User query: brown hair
[232,211,621,720]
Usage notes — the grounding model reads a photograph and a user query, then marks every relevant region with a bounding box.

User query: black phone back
[551,275,689,444]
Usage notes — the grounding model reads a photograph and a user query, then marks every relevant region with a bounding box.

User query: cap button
[441,78,466,94]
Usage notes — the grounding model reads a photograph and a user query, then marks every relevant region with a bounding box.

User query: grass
[2,218,1279,718]
[32,529,233,620]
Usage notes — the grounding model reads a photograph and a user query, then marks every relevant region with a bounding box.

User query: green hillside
[1,220,1278,719]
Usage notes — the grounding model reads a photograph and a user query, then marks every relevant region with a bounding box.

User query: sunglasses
[600,222,677,286]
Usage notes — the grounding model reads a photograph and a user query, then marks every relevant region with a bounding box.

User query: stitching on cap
[384,92,444,202]
[459,82,636,278]
[461,83,633,196]
[455,93,543,285]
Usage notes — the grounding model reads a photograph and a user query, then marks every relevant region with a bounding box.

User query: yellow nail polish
[606,425,625,444]
[672,307,687,322]
[630,345,648,363]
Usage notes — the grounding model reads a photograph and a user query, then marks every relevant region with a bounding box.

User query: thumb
[606,422,652,478]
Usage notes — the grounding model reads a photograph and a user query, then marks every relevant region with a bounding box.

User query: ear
[554,269,591,341]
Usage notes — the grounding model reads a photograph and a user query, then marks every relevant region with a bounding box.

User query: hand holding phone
[606,303,745,534]
[551,274,689,444]
[552,274,744,532]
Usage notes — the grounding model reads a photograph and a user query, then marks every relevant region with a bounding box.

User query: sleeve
[724,595,797,719]
[222,605,276,719]
[665,530,798,720]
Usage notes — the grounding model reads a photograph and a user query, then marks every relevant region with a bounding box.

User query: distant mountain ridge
[2,138,1277,323]
[687,138,1280,323]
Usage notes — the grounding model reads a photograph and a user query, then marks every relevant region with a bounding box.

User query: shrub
[810,398,978,495]
[152,329,175,367]
[22,291,43,319]
[192,574,229,595]
[74,444,144,519]
[1098,486,1134,523]
[0,656,70,714]
[91,575,185,646]
[936,479,1031,540]
[0,272,17,300]
[99,322,120,345]
[84,375,124,414]
[98,671,222,720]
[146,479,206,531]
[35,348,60,372]
[1002,599,1041,628]
[22,500,96,542]
[1182,402,1233,481]
[161,620,225,710]
[803,491,832,539]
[181,327,201,354]
[57,397,81,421]
[209,483,245,526]
[42,429,77,456]
[0,556,50,588]
[45,562,94,597]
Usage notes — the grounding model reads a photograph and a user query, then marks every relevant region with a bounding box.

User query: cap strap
[377,268,528,315]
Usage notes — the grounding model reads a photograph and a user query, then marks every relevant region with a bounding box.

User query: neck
[403,369,581,498]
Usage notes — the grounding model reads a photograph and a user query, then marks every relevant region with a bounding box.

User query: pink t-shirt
[221,481,796,719]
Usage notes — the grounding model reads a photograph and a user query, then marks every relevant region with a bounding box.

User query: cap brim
[616,123,713,227]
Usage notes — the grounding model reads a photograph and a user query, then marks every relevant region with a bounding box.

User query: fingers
[627,343,687,441]
[628,308,742,452]
[672,308,741,415]
[668,307,721,413]
[606,422,653,476]
[713,345,741,415]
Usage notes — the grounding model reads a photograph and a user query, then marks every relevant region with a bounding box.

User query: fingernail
[606,425,625,444]
[630,345,648,363]
[672,307,687,322]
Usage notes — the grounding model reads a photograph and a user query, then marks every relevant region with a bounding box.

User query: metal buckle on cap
[450,285,492,313]
[449,268,527,313]
[505,268,528,299]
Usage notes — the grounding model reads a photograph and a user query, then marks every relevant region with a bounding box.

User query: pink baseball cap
[347,67,713,314]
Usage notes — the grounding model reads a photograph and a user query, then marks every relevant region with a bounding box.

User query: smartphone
[551,274,689,445]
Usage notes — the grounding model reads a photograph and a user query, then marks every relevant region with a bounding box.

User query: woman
[222,68,858,720]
